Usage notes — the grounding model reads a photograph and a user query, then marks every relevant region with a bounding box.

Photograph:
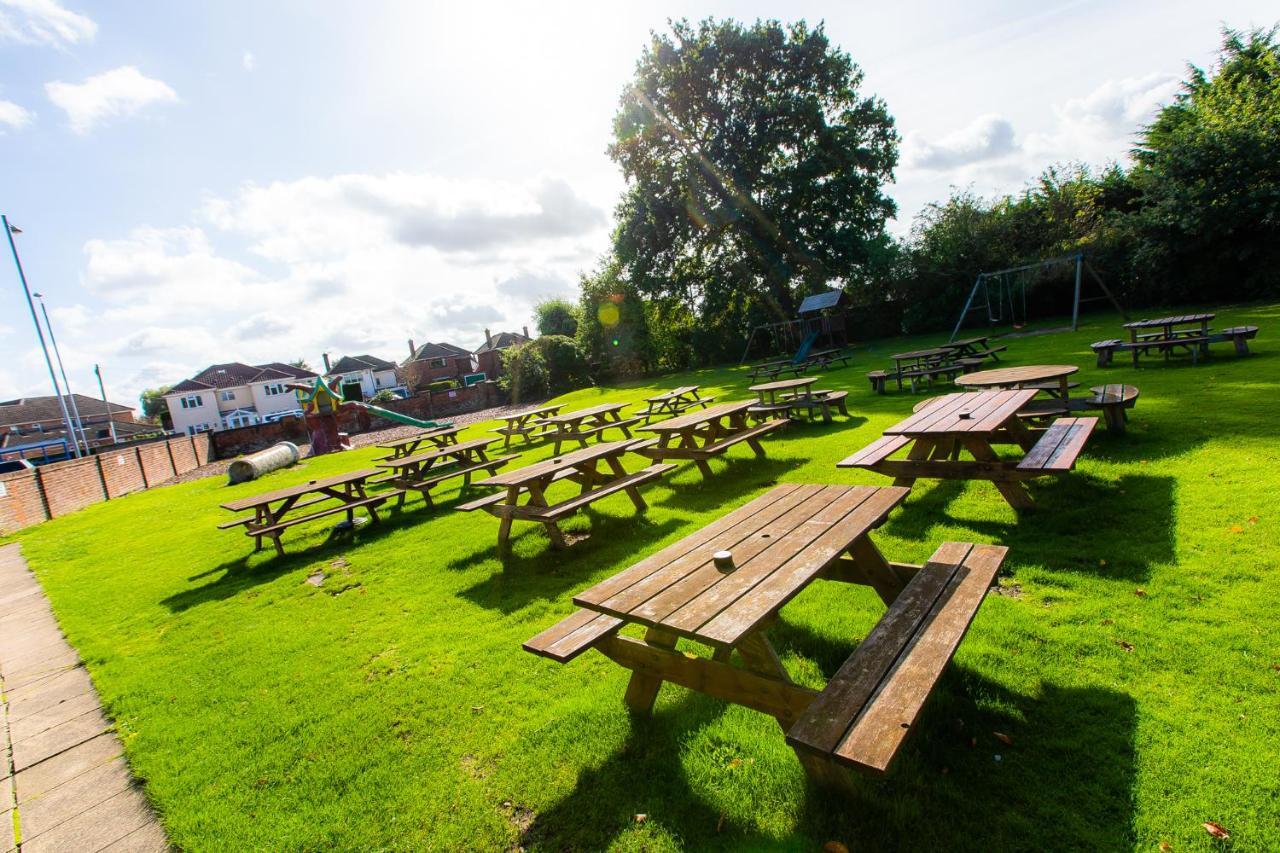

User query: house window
[430,358,447,368]
[263,383,286,396]
[181,395,203,409]
[221,390,236,401]
[97,428,110,439]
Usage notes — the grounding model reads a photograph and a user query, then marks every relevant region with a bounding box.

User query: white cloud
[902,114,1018,171]
[0,98,32,131]
[45,66,178,134]
[0,0,95,48]
[242,50,255,71]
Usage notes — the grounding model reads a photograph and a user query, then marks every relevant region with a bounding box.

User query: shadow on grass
[653,456,797,513]
[523,663,1136,850]
[880,473,1176,583]
[162,504,426,613]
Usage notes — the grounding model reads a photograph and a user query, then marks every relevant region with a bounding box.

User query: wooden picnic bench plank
[250,493,395,536]
[523,609,625,662]
[1017,417,1097,471]
[375,436,498,469]
[520,463,675,521]
[639,400,754,433]
[474,438,645,487]
[836,434,912,468]
[219,468,383,512]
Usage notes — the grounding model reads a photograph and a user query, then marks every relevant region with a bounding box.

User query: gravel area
[169,401,542,485]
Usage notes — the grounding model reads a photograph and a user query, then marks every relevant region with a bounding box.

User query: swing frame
[948,252,1127,341]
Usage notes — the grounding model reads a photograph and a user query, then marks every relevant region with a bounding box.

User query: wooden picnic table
[955,364,1079,416]
[489,403,563,448]
[375,437,517,509]
[941,336,1006,362]
[456,438,674,551]
[374,425,463,460]
[538,402,641,455]
[523,483,1010,783]
[838,389,1097,511]
[1124,313,1214,342]
[1095,314,1257,366]
[633,400,787,477]
[748,377,832,423]
[219,468,398,556]
[635,386,714,423]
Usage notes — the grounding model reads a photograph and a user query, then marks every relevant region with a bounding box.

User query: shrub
[533,335,589,392]
[369,389,397,404]
[498,343,550,403]
[534,299,580,337]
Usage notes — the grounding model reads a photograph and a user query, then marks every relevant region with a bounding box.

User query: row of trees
[537,20,1279,380]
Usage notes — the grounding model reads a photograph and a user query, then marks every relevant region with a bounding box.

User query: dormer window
[181,395,204,409]
[221,390,236,402]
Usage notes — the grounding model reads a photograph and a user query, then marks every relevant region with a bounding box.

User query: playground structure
[289,376,452,456]
[950,253,1127,341]
[739,289,851,365]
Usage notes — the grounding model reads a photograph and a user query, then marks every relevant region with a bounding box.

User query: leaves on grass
[1248,515,1258,524]
[1134,588,1147,597]
[1159,843,1172,852]
[822,843,850,853]
[1229,524,1244,534]
[1116,640,1135,652]
[1102,618,1115,626]
[633,814,648,824]
[993,732,1014,746]
[1203,820,1230,839]
[727,757,742,768]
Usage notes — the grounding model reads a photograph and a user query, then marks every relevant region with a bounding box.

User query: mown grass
[7,304,1280,851]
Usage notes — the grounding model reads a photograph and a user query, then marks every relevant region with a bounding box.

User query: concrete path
[1,543,168,852]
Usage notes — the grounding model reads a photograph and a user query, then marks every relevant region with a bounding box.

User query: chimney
[522,325,530,339]
[408,338,416,360]
[484,328,492,347]
[322,352,331,372]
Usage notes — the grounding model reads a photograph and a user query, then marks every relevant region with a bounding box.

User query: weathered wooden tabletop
[884,390,1038,436]
[641,400,754,433]
[376,436,496,470]
[475,438,642,487]
[541,402,627,425]
[573,483,910,648]
[376,425,462,449]
[646,385,699,403]
[500,404,562,424]
[220,468,382,511]
[890,347,951,362]
[749,377,816,394]
[1124,313,1214,329]
[954,364,1077,389]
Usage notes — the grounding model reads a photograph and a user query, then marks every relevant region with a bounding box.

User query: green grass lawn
[8,304,1280,851]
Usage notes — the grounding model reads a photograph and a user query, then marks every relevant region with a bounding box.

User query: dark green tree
[576,256,655,375]
[610,18,898,327]
[139,386,172,421]
[533,299,580,337]
[1129,27,1280,301]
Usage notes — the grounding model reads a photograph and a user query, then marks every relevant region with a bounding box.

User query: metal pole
[950,275,983,342]
[3,215,81,458]
[94,364,119,444]
[36,295,90,454]
[1071,253,1083,331]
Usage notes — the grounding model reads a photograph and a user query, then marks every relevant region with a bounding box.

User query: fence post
[95,454,111,500]
[136,446,150,488]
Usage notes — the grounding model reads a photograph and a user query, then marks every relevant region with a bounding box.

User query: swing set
[949,252,1127,341]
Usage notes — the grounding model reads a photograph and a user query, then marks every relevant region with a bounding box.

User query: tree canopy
[610,18,898,325]
[533,298,580,338]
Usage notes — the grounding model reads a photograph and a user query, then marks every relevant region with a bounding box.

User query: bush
[426,380,456,392]
[534,299,580,337]
[369,389,397,404]
[498,343,549,403]
[576,257,654,377]
[532,335,588,392]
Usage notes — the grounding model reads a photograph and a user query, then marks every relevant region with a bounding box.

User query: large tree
[609,18,898,321]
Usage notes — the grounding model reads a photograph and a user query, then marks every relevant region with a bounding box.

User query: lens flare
[597,302,621,327]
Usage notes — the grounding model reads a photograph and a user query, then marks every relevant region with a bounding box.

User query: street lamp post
[34,292,90,454]
[3,215,81,458]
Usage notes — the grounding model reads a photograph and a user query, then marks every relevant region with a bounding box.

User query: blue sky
[2,0,1276,409]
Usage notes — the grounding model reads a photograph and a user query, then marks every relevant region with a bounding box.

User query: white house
[164,362,317,435]
[322,354,406,401]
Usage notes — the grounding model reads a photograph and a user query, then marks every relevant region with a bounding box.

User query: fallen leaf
[822,843,850,853]
[331,557,349,567]
[1159,843,1172,852]
[1134,588,1147,597]
[1099,559,1108,567]
[1102,619,1115,626]
[993,732,1014,746]
[470,705,484,714]
[634,813,648,824]
[1203,821,1230,840]
[1229,525,1244,534]
[1248,516,1259,524]
[1271,663,1279,671]
[1116,640,1135,652]
[727,758,742,769]
[716,813,725,833]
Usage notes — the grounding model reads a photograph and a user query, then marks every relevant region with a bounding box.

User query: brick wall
[0,434,213,535]
[39,457,108,518]
[0,469,48,532]
[211,417,310,458]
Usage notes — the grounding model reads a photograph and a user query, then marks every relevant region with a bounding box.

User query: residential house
[401,339,476,391]
[0,394,153,461]
[164,362,317,435]
[322,353,407,401]
[474,327,532,379]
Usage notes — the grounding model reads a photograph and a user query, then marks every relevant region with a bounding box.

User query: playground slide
[791,330,820,363]
[348,401,452,430]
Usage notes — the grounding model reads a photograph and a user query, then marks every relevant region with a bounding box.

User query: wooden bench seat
[1016,398,1070,419]
[701,419,786,454]
[1021,380,1080,392]
[1016,417,1097,472]
[786,541,1009,775]
[1091,339,1124,367]
[1081,384,1140,434]
[523,609,624,662]
[817,390,849,416]
[902,364,963,393]
[837,434,911,468]
[1214,325,1259,355]
[867,370,890,394]
[965,345,1006,361]
[523,463,676,521]
[454,465,585,512]
[218,494,331,528]
[250,493,398,537]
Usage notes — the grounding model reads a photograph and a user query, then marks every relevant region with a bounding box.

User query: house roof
[474,331,531,354]
[0,394,134,428]
[326,354,398,375]
[1,418,158,449]
[406,342,472,363]
[168,362,317,394]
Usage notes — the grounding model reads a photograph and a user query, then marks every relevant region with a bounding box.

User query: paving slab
[17,756,135,841]
[2,807,14,853]
[12,707,110,772]
[102,821,171,852]
[9,691,101,744]
[6,668,95,722]
[14,734,123,800]
[2,653,81,692]
[20,787,154,853]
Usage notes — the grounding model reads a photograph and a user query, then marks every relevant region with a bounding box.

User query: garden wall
[0,432,212,535]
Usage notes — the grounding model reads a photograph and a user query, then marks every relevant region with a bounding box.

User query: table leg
[526,481,569,548]
[604,454,647,512]
[960,436,1035,511]
[845,535,907,605]
[892,438,936,488]
[623,626,678,714]
[496,485,519,551]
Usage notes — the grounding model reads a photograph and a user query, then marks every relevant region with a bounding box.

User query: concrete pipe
[227,441,300,485]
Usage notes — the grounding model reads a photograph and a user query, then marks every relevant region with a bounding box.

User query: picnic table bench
[634,386,715,423]
[632,400,787,478]
[219,468,399,556]
[749,357,808,381]
[456,438,674,551]
[805,348,852,370]
[943,336,1007,362]
[1091,313,1259,367]
[524,483,1010,784]
[955,364,1081,419]
[372,425,463,460]
[868,348,966,394]
[374,437,517,508]
[538,402,642,455]
[748,377,842,423]
[489,403,563,448]
[839,390,1097,511]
